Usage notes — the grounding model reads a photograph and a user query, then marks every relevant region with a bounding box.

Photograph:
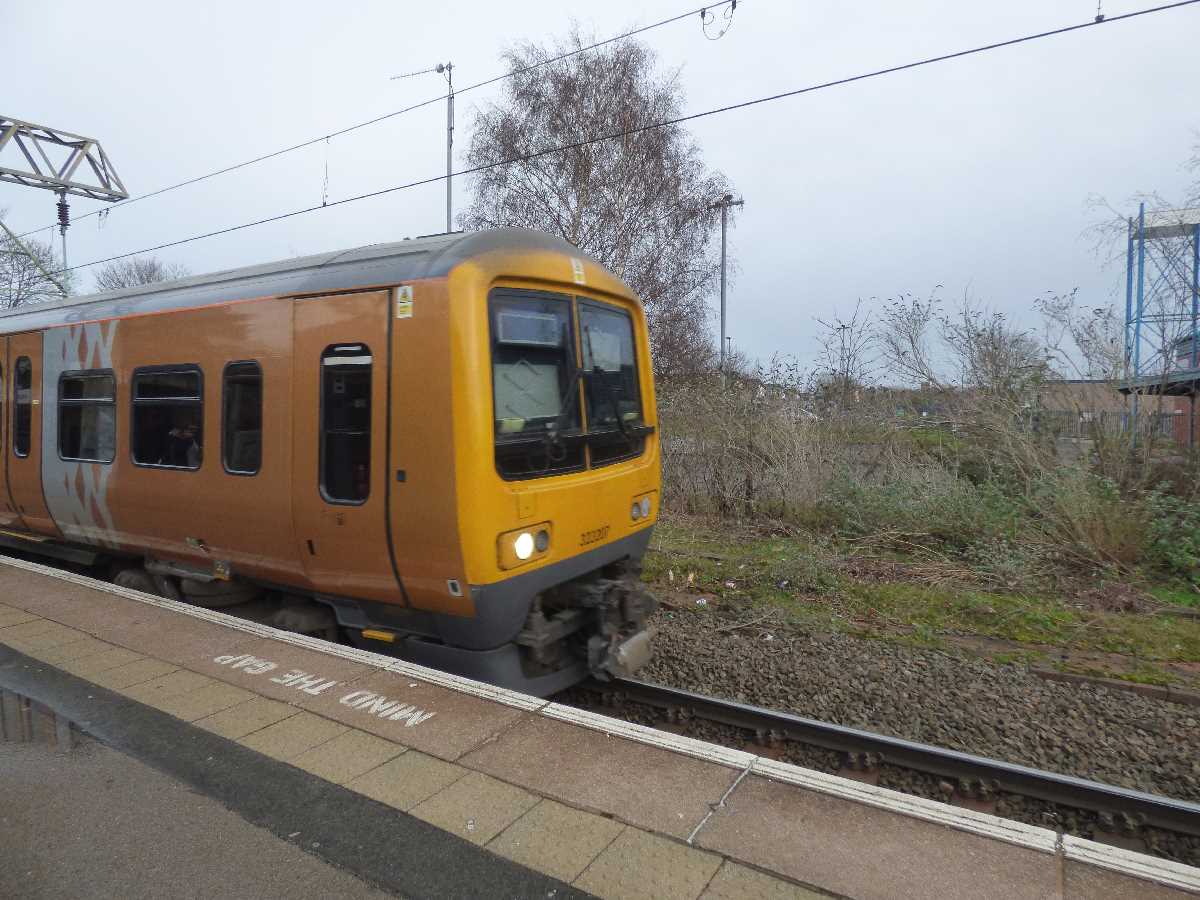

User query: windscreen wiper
[583,325,632,446]
[595,366,632,445]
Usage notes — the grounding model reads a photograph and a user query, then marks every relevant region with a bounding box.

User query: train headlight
[514,532,535,560]
[630,491,656,524]
[498,522,552,570]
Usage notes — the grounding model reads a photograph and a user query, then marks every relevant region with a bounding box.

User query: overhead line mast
[391,62,455,233]
[709,194,744,375]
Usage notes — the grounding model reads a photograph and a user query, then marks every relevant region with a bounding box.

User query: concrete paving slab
[52,601,186,643]
[194,696,300,740]
[292,667,526,761]
[0,606,40,627]
[29,636,115,665]
[121,670,214,705]
[291,729,406,785]
[56,646,144,677]
[102,616,264,668]
[696,774,1060,900]
[1063,860,1198,899]
[461,714,740,839]
[488,798,624,883]
[575,826,723,900]
[0,618,63,641]
[1,624,90,654]
[238,710,348,761]
[410,770,539,845]
[700,862,826,900]
[346,750,465,811]
[88,658,179,691]
[186,637,375,704]
[0,568,82,612]
[152,681,257,722]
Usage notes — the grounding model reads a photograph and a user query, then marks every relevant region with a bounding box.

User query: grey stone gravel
[641,609,1200,803]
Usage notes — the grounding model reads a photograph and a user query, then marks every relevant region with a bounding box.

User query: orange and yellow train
[0,228,659,695]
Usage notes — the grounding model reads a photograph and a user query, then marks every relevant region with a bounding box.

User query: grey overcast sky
[5,0,1199,368]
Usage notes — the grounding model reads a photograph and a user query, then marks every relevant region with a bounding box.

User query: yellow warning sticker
[571,257,586,285]
[395,285,413,318]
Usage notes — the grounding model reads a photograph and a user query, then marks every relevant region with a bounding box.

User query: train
[0,227,660,696]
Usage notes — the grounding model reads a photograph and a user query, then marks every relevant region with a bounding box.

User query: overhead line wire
[50,0,1200,278]
[14,0,738,240]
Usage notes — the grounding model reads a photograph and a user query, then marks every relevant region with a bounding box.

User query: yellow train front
[356,228,661,694]
[0,227,659,698]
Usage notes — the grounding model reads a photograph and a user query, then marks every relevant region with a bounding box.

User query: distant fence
[1032,410,1180,441]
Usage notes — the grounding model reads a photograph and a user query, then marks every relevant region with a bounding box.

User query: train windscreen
[490,290,585,478]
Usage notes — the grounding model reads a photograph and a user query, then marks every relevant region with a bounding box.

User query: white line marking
[751,757,1058,853]
[1062,835,1200,892]
[542,702,756,769]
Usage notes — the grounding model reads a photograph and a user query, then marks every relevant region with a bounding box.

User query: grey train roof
[0,227,595,335]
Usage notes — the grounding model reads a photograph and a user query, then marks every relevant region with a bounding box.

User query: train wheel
[112,567,170,598]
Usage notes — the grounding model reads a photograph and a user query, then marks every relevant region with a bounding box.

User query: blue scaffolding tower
[1122,202,1200,446]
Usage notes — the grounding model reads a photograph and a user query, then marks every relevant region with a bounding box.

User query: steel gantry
[1122,202,1200,446]
[0,115,127,202]
[0,115,128,278]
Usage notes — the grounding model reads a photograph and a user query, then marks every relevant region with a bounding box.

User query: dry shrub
[657,369,1199,583]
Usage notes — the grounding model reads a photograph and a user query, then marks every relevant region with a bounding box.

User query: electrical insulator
[57,197,70,232]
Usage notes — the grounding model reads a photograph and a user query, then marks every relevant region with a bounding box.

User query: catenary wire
[14,0,739,239]
[49,0,1200,278]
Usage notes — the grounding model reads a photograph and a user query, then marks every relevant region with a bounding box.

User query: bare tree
[0,212,70,309]
[875,290,942,388]
[1037,289,1125,382]
[94,255,189,292]
[943,300,1050,400]
[813,300,875,410]
[460,27,734,376]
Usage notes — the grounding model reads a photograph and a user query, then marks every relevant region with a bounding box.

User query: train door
[5,332,60,536]
[291,290,403,603]
[0,337,17,529]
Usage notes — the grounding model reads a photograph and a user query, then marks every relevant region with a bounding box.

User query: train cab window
[13,356,32,458]
[320,345,371,503]
[489,290,585,479]
[222,362,262,475]
[59,372,116,463]
[131,367,203,469]
[579,300,646,466]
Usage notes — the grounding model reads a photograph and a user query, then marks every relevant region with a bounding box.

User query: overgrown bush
[657,365,1199,588]
[818,467,1019,551]
[1144,489,1200,583]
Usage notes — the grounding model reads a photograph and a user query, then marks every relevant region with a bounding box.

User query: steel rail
[585,677,1200,838]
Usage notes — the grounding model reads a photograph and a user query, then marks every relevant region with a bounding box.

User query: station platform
[2,554,1199,900]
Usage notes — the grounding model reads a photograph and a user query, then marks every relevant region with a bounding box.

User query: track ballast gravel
[641,609,1200,804]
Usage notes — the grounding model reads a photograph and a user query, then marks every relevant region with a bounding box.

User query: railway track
[573,676,1200,841]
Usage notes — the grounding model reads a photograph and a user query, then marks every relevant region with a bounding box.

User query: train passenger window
[579,299,646,466]
[59,372,116,463]
[320,345,371,503]
[222,362,262,475]
[131,366,203,470]
[13,356,31,458]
